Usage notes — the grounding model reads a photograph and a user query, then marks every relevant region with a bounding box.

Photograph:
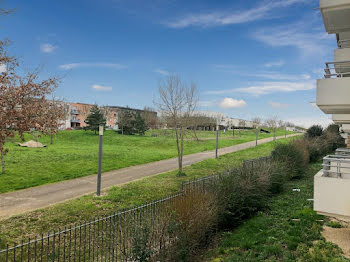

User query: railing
[322,155,350,178]
[324,61,350,78]
[338,39,350,48]
[71,110,80,115]
[335,148,350,156]
[0,156,272,262]
[71,119,81,123]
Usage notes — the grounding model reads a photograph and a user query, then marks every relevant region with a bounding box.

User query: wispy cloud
[206,80,315,96]
[264,60,285,68]
[252,21,333,56]
[0,64,6,73]
[164,0,307,28]
[59,63,127,70]
[198,100,217,107]
[40,43,57,53]
[92,84,113,91]
[268,101,289,108]
[154,69,169,76]
[219,98,247,109]
[213,64,311,81]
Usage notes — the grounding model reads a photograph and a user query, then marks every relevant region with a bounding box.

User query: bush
[306,125,323,138]
[271,141,309,179]
[215,162,272,229]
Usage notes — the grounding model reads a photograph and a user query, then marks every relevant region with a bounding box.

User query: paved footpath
[0,134,300,219]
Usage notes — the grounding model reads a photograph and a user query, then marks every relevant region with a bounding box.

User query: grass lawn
[0,128,293,193]
[204,162,348,262]
[0,137,296,248]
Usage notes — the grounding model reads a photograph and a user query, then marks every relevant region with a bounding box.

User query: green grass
[0,137,296,248]
[205,163,349,262]
[0,128,294,193]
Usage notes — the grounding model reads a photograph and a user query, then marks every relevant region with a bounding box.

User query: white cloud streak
[60,63,127,70]
[252,22,332,56]
[40,43,57,53]
[92,84,113,91]
[219,98,247,109]
[165,0,307,28]
[206,80,315,96]
[264,60,285,68]
[268,101,289,108]
[286,117,333,128]
[154,69,169,76]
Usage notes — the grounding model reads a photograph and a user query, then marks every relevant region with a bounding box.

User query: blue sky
[1,0,336,127]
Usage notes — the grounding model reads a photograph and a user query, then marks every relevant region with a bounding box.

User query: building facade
[62,102,157,130]
[314,0,350,219]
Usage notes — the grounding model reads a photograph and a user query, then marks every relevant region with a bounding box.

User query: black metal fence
[0,156,271,262]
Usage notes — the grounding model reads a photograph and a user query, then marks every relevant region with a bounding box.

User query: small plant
[326,221,342,228]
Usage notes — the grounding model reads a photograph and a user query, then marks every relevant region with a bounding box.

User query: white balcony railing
[336,148,350,156]
[324,61,350,78]
[322,155,350,178]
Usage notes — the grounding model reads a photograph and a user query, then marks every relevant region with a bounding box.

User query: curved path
[0,134,300,219]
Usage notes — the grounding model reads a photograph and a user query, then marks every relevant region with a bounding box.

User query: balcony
[332,114,350,124]
[71,110,80,115]
[316,77,350,114]
[324,61,350,77]
[314,154,350,218]
[319,0,350,34]
[71,119,81,123]
[341,124,350,132]
[337,31,350,48]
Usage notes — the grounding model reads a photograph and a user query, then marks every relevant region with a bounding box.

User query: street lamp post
[97,125,104,196]
[255,127,258,146]
[215,121,219,159]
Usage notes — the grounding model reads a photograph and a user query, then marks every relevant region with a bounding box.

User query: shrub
[306,125,323,138]
[215,162,272,229]
[271,141,309,179]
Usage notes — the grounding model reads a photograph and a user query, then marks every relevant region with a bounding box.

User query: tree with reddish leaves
[0,39,59,174]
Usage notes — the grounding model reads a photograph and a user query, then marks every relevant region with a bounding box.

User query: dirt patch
[322,219,350,258]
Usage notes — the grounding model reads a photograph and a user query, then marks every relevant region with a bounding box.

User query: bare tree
[265,116,278,140]
[39,99,66,144]
[143,107,158,130]
[238,119,246,137]
[156,74,198,176]
[252,117,261,129]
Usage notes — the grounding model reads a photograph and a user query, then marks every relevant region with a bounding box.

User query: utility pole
[97,125,104,196]
[216,116,219,159]
[285,126,287,138]
[255,127,258,146]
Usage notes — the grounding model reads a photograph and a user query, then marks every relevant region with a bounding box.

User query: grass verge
[0,137,296,248]
[0,129,293,193]
[204,162,349,262]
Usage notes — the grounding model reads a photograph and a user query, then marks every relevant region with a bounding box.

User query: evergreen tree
[134,112,149,135]
[85,105,106,134]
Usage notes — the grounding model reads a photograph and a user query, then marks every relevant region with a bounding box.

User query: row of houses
[62,102,157,130]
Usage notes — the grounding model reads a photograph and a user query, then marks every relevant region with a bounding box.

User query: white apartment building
[314,0,350,219]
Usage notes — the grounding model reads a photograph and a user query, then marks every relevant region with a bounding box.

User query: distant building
[62,102,157,130]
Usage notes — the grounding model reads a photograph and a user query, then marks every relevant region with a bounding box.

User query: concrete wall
[314,169,350,218]
[317,78,350,114]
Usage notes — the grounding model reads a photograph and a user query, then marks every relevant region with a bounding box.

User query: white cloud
[92,84,113,91]
[206,80,315,96]
[252,21,333,56]
[165,0,307,28]
[264,60,285,68]
[154,69,169,76]
[40,43,57,53]
[0,64,6,73]
[59,63,126,70]
[286,117,333,128]
[219,98,247,109]
[268,101,289,108]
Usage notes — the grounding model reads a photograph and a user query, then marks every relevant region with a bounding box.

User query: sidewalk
[0,134,300,219]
